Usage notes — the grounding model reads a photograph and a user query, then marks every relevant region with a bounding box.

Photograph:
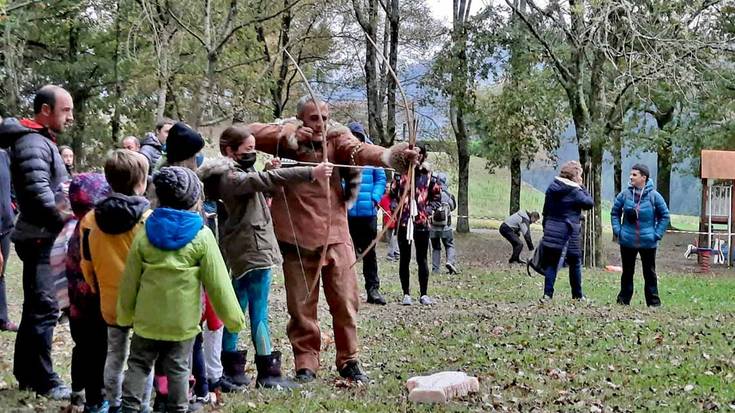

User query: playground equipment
[699,150,735,267]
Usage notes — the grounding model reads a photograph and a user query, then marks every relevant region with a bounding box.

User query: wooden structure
[700,150,735,265]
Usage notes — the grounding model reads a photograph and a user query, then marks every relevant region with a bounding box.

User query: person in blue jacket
[540,160,594,301]
[611,163,669,307]
[347,122,387,305]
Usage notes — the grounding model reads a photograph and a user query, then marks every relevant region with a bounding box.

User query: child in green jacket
[117,166,245,413]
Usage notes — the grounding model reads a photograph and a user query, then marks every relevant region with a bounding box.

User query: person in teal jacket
[611,163,670,307]
[118,166,245,413]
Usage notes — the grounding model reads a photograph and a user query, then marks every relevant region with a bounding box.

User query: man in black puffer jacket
[0,85,72,400]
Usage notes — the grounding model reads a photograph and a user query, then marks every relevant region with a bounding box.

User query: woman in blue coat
[611,164,669,307]
[540,161,594,301]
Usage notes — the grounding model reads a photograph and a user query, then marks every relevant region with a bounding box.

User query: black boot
[366,287,387,305]
[221,350,251,386]
[294,368,316,383]
[255,351,299,390]
[339,360,369,383]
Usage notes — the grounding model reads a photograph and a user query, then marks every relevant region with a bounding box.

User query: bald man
[0,85,72,400]
[121,136,141,151]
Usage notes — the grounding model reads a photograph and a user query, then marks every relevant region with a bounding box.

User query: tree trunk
[2,21,22,116]
[192,53,216,128]
[384,0,399,147]
[589,147,604,267]
[111,0,122,145]
[365,0,385,144]
[509,155,521,215]
[657,133,672,208]
[451,101,471,233]
[611,127,623,196]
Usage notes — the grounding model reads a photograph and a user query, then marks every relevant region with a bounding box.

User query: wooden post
[699,178,708,248]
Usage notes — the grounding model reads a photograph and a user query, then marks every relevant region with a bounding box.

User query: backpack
[432,202,449,227]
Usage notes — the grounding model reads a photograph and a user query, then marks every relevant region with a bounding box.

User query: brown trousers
[280,241,359,372]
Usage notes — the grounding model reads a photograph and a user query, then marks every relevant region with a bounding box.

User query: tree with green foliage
[505,0,729,266]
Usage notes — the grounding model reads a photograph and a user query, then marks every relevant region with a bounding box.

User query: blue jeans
[222,268,272,355]
[542,247,583,298]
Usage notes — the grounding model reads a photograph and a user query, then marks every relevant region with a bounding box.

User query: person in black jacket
[0,148,16,332]
[139,118,174,174]
[0,85,72,400]
[540,161,593,301]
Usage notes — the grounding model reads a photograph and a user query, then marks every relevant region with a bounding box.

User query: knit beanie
[632,163,650,180]
[348,121,373,144]
[166,122,205,163]
[69,173,111,219]
[153,166,202,210]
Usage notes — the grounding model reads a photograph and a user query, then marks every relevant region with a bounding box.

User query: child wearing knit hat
[118,166,245,413]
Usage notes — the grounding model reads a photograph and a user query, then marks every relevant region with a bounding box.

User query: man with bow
[247,95,418,383]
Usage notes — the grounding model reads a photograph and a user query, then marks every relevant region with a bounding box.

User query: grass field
[1,231,734,412]
[0,155,726,412]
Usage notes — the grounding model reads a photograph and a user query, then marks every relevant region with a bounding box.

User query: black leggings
[398,227,430,296]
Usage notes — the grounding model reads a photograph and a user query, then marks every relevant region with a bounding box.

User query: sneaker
[446,263,460,274]
[401,295,413,306]
[187,399,204,412]
[40,383,72,401]
[338,361,369,383]
[0,320,18,332]
[188,393,210,411]
[419,295,434,305]
[84,400,110,413]
[539,295,552,303]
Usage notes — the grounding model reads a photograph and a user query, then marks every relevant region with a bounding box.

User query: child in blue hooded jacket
[611,164,670,307]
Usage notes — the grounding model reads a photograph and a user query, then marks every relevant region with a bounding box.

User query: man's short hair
[104,149,149,195]
[155,117,175,132]
[121,135,140,147]
[34,85,61,114]
[296,95,323,117]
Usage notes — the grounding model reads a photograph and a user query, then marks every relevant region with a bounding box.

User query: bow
[282,48,331,302]
[350,31,417,267]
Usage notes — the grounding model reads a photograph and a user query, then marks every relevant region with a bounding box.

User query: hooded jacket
[0,117,68,240]
[139,132,163,174]
[347,167,386,218]
[541,177,594,256]
[80,193,151,325]
[197,157,312,277]
[66,173,110,321]
[116,207,246,341]
[0,149,15,234]
[611,179,670,249]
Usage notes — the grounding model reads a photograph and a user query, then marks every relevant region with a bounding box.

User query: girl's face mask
[236,152,257,169]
